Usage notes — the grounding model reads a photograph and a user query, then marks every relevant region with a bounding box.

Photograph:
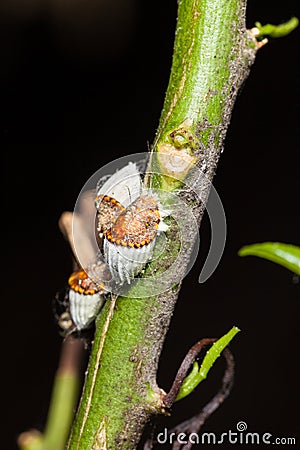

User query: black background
[1,0,299,448]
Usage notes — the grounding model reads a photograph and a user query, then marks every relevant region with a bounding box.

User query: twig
[18,336,84,450]
[59,209,97,270]
[163,338,216,408]
[42,336,84,449]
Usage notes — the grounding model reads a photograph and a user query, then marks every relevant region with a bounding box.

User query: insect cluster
[54,162,167,337]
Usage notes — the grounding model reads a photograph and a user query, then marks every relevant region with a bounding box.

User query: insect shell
[54,262,109,337]
[96,193,161,284]
[95,162,168,285]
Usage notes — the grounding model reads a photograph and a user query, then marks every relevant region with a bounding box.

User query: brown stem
[57,335,85,376]
[163,338,217,409]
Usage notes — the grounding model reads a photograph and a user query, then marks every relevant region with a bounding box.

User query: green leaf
[238,242,300,276]
[175,326,240,402]
[255,17,299,39]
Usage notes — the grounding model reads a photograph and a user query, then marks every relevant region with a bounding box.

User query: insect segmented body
[95,161,168,285]
[54,260,110,336]
[96,193,162,284]
[68,268,106,331]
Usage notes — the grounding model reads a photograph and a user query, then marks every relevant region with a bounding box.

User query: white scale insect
[54,260,110,335]
[95,162,168,285]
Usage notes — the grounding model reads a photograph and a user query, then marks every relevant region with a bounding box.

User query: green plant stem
[67,1,257,449]
[19,337,83,450]
[148,0,257,192]
[42,337,82,450]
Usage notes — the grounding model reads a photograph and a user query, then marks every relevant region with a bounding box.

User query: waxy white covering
[97,162,167,284]
[69,289,105,331]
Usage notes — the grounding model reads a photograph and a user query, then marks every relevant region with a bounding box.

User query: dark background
[1,0,299,448]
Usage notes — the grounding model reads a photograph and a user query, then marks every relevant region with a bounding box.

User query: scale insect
[54,260,111,337]
[95,162,168,284]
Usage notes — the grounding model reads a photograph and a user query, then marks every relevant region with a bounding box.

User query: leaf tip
[232,326,241,334]
[237,245,249,257]
[254,16,299,39]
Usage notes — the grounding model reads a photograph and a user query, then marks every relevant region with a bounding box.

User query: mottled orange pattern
[96,194,125,235]
[68,268,104,295]
[105,195,160,247]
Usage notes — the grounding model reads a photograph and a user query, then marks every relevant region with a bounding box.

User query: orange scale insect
[67,267,107,332]
[53,260,111,336]
[107,194,160,247]
[97,192,163,285]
